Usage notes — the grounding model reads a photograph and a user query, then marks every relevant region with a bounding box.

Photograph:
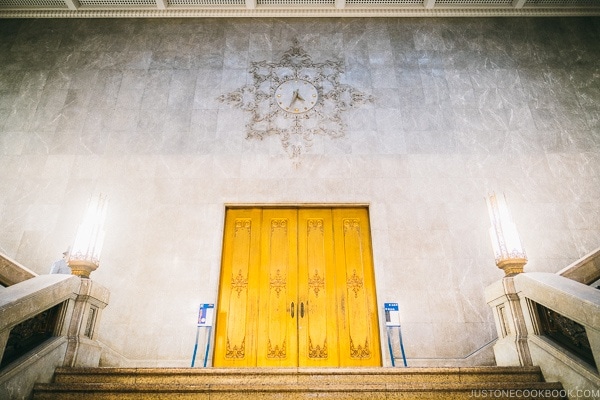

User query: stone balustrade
[486,271,600,397]
[0,273,109,400]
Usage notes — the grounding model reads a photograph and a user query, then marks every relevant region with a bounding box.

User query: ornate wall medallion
[218,39,373,160]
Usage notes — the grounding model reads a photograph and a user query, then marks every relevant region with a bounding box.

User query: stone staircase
[32,366,566,399]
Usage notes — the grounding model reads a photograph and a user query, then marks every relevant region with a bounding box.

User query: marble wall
[0,17,599,367]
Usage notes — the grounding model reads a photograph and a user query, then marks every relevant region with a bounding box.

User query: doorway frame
[210,203,384,368]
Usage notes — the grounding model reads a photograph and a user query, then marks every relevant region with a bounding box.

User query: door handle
[291,302,295,318]
[300,302,305,318]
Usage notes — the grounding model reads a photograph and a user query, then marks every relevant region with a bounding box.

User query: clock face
[275,79,318,114]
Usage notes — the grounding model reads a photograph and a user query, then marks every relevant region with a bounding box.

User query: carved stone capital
[68,260,98,279]
[497,258,527,276]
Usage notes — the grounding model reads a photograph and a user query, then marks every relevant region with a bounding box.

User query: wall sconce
[68,194,108,278]
[486,192,527,276]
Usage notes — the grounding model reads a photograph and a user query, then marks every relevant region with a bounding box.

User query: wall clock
[275,79,319,114]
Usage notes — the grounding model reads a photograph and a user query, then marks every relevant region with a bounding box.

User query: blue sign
[384,303,400,326]
[197,304,214,326]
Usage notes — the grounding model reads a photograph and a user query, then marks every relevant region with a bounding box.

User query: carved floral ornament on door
[218,39,374,161]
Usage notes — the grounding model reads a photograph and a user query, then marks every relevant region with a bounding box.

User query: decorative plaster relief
[218,39,373,160]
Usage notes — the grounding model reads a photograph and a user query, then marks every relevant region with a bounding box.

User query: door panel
[298,209,339,367]
[333,208,381,367]
[214,207,380,368]
[256,209,298,367]
[213,208,261,367]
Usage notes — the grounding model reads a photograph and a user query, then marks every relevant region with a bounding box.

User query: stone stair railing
[557,246,600,286]
[0,253,109,400]
[0,253,36,287]
[486,247,600,398]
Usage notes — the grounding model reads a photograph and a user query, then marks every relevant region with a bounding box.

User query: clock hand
[289,89,299,107]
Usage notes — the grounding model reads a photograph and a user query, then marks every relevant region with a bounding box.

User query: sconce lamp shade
[68,194,108,278]
[486,192,527,276]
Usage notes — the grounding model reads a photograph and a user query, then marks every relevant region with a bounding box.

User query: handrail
[556,246,600,285]
[514,272,600,334]
[0,274,80,335]
[0,252,37,287]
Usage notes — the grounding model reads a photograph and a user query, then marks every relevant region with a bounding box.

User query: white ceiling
[0,0,599,18]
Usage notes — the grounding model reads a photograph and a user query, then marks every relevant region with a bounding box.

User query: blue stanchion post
[384,303,407,367]
[191,326,200,367]
[192,303,215,368]
[386,326,396,367]
[203,326,212,368]
[398,327,407,367]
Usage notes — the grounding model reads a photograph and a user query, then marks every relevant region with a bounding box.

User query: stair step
[51,366,546,385]
[33,366,567,400]
[33,382,567,400]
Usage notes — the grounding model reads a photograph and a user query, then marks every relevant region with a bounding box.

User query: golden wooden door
[213,207,380,367]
